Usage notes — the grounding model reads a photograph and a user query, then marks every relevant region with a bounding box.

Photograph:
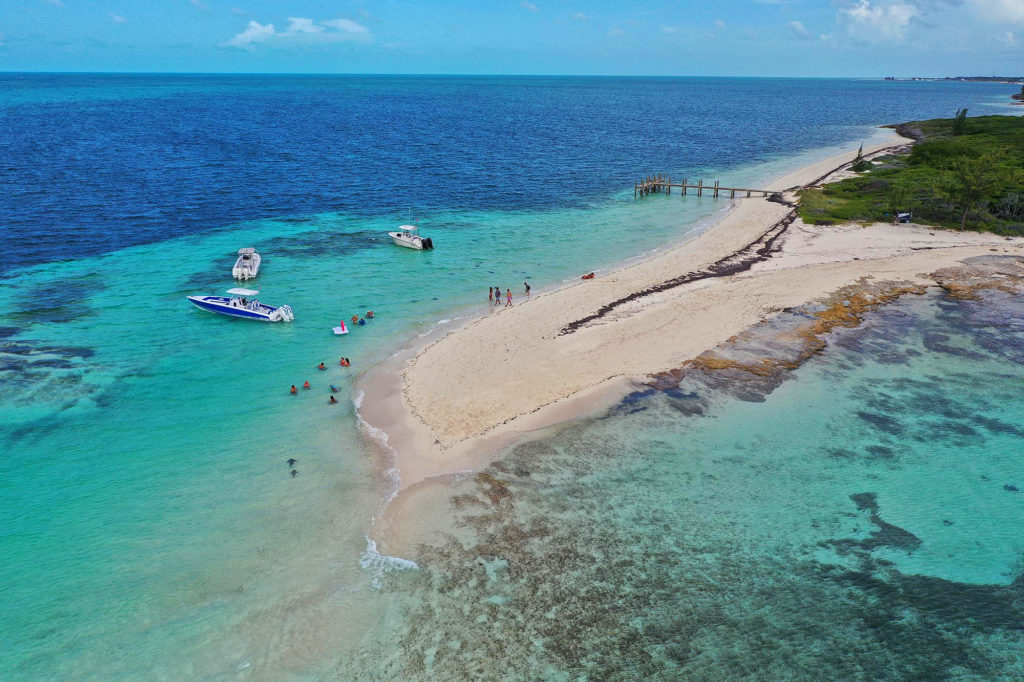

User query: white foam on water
[436,318,452,325]
[359,536,419,591]
[351,392,405,508]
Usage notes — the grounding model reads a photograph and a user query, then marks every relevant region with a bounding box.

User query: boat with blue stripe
[187,288,294,322]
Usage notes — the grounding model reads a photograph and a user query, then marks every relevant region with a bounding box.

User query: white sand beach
[357,131,1024,546]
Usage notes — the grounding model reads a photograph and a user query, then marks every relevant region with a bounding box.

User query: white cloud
[285,17,323,34]
[572,12,587,21]
[1006,30,1016,45]
[788,20,814,40]
[227,20,274,46]
[520,1,539,11]
[321,18,369,33]
[840,0,919,40]
[969,0,1024,23]
[225,17,370,48]
[715,18,726,29]
[110,13,127,23]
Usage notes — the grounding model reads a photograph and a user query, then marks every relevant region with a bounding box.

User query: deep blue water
[1,74,1021,678]
[0,74,1016,275]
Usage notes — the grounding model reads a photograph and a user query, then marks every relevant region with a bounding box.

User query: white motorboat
[388,225,433,250]
[187,288,294,322]
[232,248,261,280]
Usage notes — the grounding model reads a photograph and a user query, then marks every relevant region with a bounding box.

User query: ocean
[0,74,1020,678]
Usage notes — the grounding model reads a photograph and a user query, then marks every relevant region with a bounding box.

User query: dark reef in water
[11,276,105,324]
[260,228,385,258]
[358,262,1024,680]
[0,332,98,418]
[379,433,1024,680]
[829,492,922,554]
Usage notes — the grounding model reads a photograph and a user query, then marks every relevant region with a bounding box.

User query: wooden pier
[635,174,775,199]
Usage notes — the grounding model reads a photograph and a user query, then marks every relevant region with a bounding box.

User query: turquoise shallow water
[2,74,1022,678]
[1,187,742,677]
[359,287,1024,679]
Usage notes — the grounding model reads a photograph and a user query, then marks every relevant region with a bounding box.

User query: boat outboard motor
[423,237,434,250]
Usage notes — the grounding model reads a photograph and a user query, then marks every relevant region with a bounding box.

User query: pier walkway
[635,174,777,199]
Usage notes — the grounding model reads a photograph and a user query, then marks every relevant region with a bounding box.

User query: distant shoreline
[882,76,1024,83]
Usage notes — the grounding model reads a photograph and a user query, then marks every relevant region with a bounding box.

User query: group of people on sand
[489,282,530,308]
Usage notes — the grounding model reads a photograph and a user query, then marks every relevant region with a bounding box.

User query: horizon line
[4,70,1015,80]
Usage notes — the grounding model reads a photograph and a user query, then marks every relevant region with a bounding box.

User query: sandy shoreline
[357,131,1024,551]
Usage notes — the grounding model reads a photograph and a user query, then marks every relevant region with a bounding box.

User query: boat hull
[187,296,291,322]
[389,233,423,249]
[233,253,261,280]
[388,232,433,250]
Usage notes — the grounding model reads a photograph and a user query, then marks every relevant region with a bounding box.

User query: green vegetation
[798,115,1024,235]
[951,108,968,135]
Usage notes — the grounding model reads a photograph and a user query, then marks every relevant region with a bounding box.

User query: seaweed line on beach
[558,197,797,336]
[559,142,910,336]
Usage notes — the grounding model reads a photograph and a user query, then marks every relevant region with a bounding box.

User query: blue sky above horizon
[0,0,1020,76]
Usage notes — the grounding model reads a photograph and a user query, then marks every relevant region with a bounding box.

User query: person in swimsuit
[489,287,493,304]
[524,281,530,297]
[505,289,512,307]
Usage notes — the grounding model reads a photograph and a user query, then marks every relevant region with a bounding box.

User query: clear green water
[1,184,744,677]
[352,288,1024,680]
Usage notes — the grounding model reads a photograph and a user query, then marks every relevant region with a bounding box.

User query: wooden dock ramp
[635,174,776,199]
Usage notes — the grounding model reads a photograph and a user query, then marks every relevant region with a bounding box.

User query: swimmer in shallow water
[290,469,297,477]
[317,362,326,370]
[330,384,340,392]
[289,385,297,395]
[329,395,338,404]
[287,458,297,466]
[302,380,311,390]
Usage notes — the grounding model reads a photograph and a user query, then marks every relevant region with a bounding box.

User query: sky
[0,0,1021,76]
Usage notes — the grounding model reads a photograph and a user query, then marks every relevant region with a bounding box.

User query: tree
[850,143,871,172]
[951,108,968,135]
[940,153,1005,231]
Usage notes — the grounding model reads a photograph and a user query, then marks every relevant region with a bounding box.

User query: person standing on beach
[524,281,531,298]
[494,285,501,305]
[505,288,512,307]
[489,287,493,304]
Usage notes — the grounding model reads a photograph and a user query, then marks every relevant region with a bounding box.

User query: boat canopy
[238,247,256,255]
[227,288,259,296]
[398,224,418,231]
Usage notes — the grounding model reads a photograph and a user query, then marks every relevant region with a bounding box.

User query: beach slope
[359,135,1024,491]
